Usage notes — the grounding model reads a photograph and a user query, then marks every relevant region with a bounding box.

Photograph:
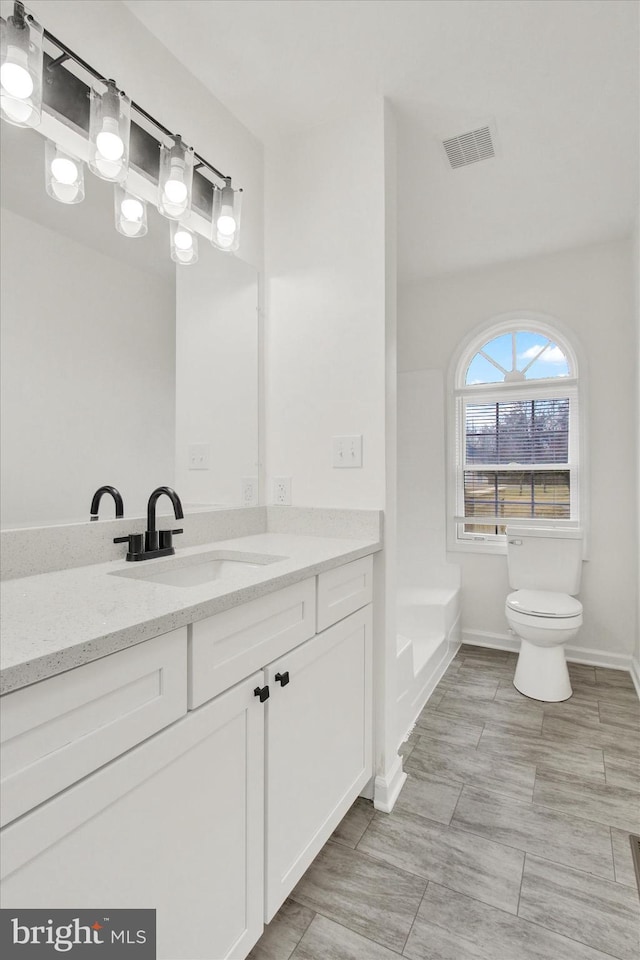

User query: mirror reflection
[0,122,259,528]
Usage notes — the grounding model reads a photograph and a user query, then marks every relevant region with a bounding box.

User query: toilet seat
[506,589,582,619]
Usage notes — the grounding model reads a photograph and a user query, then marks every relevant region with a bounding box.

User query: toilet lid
[507,590,582,618]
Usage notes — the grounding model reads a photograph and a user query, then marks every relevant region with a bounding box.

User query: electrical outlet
[272,477,292,505]
[241,477,258,506]
[332,435,363,468]
[188,443,211,470]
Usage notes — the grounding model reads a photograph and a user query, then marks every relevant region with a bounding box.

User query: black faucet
[145,486,184,553]
[90,485,124,521]
[114,486,184,561]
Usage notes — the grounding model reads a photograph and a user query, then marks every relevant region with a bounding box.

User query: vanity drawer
[316,555,374,632]
[0,628,187,827]
[188,578,316,708]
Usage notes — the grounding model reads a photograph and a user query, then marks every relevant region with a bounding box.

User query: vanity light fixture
[1,2,243,256]
[0,0,43,128]
[45,138,84,204]
[170,220,198,265]
[114,184,148,238]
[88,79,131,182]
[211,177,242,253]
[158,135,194,221]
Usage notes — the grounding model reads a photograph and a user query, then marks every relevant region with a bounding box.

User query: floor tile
[406,736,536,802]
[542,698,602,722]
[533,766,640,834]
[435,692,544,734]
[358,808,525,914]
[570,680,640,708]
[394,768,462,825]
[542,714,639,756]
[611,827,640,888]
[455,659,518,682]
[290,838,426,953]
[595,668,635,689]
[598,700,640,729]
[399,735,418,762]
[605,753,640,792]
[290,915,399,960]
[518,854,640,959]
[414,710,484,748]
[435,674,500,700]
[567,663,597,684]
[477,727,605,781]
[330,798,375,849]
[451,785,615,879]
[404,880,616,960]
[248,899,315,960]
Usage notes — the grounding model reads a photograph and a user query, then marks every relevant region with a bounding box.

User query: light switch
[332,435,363,468]
[188,443,211,470]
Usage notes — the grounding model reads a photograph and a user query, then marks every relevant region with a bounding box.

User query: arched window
[451,318,581,550]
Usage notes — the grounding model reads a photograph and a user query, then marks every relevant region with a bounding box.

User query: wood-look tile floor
[249,646,640,960]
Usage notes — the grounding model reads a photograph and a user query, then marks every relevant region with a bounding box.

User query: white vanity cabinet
[1,669,266,960]
[0,553,374,960]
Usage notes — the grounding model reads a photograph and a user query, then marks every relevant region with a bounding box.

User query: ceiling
[124,0,639,279]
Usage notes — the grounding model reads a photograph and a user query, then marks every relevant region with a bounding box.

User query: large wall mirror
[0,121,259,528]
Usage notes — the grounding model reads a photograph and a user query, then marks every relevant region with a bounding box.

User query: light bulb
[1,50,33,99]
[174,229,193,251]
[96,117,124,161]
[50,157,78,185]
[216,212,236,237]
[121,197,143,221]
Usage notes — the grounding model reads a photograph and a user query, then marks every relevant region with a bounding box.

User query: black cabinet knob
[254,685,270,702]
[275,671,290,687]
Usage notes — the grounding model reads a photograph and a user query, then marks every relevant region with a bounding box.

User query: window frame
[447,316,584,555]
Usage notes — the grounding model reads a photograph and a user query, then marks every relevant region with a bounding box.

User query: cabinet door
[1,672,266,960]
[264,606,372,920]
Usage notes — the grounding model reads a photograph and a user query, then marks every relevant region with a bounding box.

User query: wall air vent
[443,126,495,169]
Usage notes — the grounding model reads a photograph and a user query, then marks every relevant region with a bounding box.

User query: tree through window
[453,322,580,546]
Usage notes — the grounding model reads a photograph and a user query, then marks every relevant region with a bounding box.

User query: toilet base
[513,638,572,702]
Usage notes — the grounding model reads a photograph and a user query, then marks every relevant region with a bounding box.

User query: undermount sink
[110,551,286,588]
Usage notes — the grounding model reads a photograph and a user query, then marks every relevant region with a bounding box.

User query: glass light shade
[114,184,148,237]
[211,179,242,253]
[170,220,198,265]
[45,139,85,204]
[158,135,194,220]
[0,3,43,128]
[88,80,131,182]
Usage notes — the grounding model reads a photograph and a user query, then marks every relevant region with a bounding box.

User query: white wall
[264,100,387,508]
[25,0,264,273]
[397,370,458,591]
[0,208,175,525]
[175,242,259,506]
[399,238,637,660]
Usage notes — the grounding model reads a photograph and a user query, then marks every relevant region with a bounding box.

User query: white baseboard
[462,628,636,675]
[373,755,407,814]
[630,658,640,698]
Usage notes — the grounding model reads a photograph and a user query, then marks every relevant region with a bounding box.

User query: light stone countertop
[0,532,381,695]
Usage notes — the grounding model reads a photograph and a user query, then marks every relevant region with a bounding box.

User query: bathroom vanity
[0,530,379,959]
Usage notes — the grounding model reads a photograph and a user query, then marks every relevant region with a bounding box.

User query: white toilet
[505,526,583,702]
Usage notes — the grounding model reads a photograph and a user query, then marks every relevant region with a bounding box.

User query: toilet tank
[506,526,583,594]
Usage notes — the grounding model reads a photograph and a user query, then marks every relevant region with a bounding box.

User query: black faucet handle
[114,533,144,558]
[159,528,184,550]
